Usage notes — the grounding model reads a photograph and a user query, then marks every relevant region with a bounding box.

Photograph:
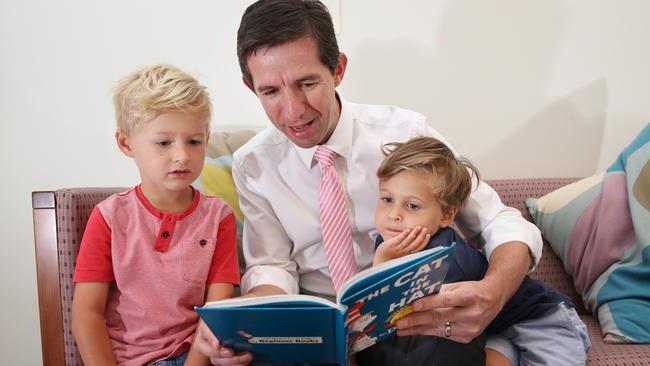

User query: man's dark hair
[237,0,340,87]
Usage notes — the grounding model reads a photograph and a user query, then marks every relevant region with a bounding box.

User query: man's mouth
[289,120,314,132]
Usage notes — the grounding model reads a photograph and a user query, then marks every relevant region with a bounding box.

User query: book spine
[336,308,347,366]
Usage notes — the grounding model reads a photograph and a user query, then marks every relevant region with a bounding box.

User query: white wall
[2,0,648,364]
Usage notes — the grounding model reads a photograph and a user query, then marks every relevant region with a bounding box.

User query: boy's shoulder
[193,189,235,219]
[96,187,137,212]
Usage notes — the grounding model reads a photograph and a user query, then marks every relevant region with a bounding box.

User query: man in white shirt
[194,1,542,365]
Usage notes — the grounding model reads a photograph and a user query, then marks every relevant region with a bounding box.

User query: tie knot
[314,146,337,166]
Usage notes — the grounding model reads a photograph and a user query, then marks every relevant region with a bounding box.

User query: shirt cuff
[241,265,299,295]
[482,215,543,273]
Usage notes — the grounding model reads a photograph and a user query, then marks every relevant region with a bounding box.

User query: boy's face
[117,111,208,197]
[244,36,347,148]
[375,171,455,240]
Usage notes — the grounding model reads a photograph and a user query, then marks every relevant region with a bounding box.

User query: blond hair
[377,136,480,214]
[113,64,212,135]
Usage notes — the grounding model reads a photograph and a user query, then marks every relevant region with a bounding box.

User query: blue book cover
[196,244,455,365]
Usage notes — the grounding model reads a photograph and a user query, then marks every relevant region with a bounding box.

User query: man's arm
[193,150,298,365]
[395,242,532,343]
[232,153,300,295]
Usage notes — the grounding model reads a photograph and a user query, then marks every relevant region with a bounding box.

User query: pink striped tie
[314,146,358,294]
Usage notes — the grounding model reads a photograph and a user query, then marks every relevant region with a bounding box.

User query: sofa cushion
[526,123,650,343]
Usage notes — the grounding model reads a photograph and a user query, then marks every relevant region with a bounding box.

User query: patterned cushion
[56,188,125,366]
[525,123,650,343]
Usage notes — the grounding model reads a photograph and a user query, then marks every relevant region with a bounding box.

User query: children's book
[196,243,455,365]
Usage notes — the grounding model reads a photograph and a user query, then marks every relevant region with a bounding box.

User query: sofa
[32,131,650,365]
[486,178,650,365]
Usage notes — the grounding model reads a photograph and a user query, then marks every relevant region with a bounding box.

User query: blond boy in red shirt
[72,64,240,366]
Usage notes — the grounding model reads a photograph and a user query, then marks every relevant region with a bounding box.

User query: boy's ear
[440,206,458,228]
[115,131,135,157]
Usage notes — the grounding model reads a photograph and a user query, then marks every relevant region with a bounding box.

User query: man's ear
[243,76,255,94]
[115,131,135,157]
[333,52,348,87]
[440,206,458,228]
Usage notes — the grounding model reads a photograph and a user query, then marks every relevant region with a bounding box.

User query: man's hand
[394,279,502,343]
[373,227,430,265]
[192,285,285,365]
[192,321,253,366]
[395,241,532,343]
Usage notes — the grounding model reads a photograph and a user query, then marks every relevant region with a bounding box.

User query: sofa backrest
[486,178,586,314]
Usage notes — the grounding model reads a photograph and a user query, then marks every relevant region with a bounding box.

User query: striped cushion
[526,123,650,343]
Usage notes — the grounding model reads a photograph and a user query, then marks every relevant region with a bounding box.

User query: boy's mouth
[384,226,404,234]
[169,169,190,176]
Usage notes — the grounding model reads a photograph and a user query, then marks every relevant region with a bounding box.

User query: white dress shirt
[232,97,542,298]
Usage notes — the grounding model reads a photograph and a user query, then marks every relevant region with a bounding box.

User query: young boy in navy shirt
[366,136,590,366]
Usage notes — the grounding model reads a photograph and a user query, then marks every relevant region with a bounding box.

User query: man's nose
[282,88,307,122]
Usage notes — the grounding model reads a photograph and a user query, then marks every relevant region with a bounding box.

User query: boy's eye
[381,197,392,204]
[406,202,419,210]
[156,141,172,147]
[189,139,202,145]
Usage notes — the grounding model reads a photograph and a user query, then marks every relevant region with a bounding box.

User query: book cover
[196,244,455,365]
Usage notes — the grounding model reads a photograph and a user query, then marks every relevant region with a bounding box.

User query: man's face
[245,36,346,148]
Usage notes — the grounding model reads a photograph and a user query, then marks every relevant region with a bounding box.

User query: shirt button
[200,239,207,247]
[162,231,169,238]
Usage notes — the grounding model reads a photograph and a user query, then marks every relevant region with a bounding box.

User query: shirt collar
[135,184,200,220]
[294,94,354,169]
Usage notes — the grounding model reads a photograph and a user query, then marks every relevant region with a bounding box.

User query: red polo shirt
[74,186,240,365]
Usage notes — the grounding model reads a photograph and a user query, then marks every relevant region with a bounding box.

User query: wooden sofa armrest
[32,191,65,366]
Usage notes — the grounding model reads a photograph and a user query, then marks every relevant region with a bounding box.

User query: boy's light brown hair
[377,136,480,214]
[113,64,212,136]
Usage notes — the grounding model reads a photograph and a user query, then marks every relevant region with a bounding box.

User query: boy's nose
[174,146,190,162]
[388,208,402,222]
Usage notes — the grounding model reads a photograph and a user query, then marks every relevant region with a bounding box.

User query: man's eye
[301,82,316,90]
[261,89,278,97]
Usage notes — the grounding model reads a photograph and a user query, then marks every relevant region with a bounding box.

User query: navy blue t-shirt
[375,227,572,334]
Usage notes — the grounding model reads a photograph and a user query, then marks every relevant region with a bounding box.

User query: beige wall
[2,1,649,364]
